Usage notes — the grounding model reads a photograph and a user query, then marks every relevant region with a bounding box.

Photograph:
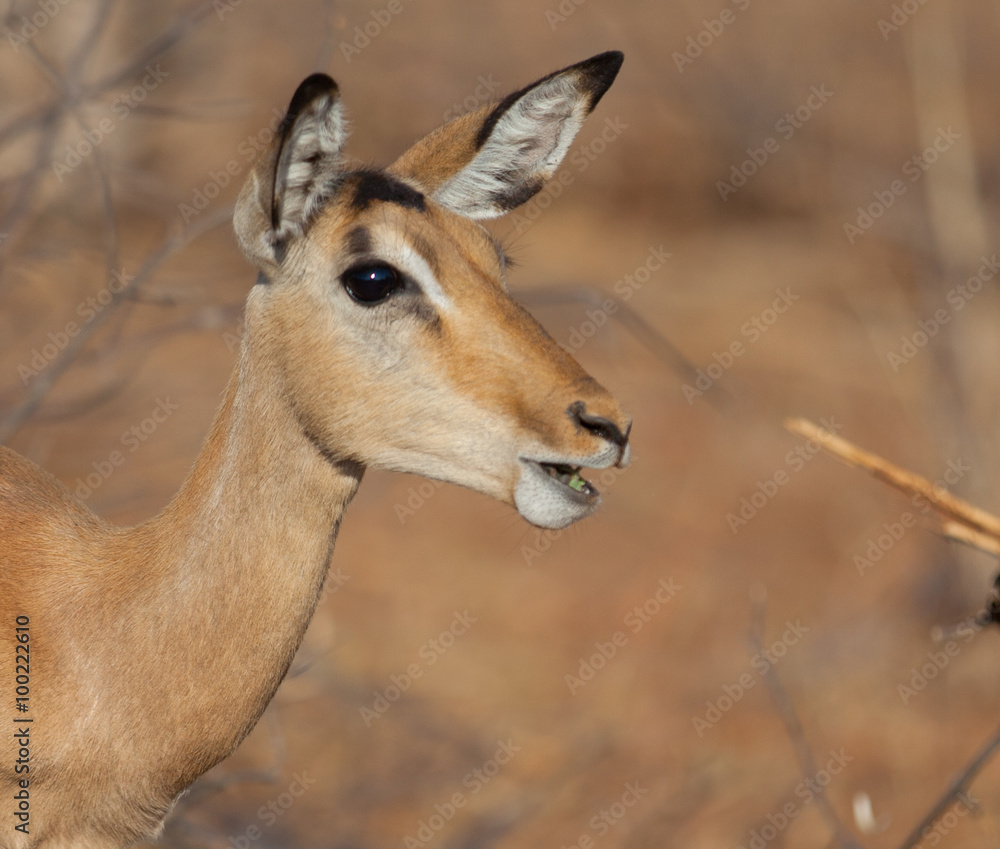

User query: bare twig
[0,101,61,151]
[32,302,244,424]
[938,521,1000,558]
[0,0,217,275]
[110,99,252,122]
[894,720,1000,849]
[0,32,77,271]
[0,1,211,152]
[748,622,868,849]
[518,285,740,415]
[0,206,233,445]
[65,0,117,78]
[83,0,216,96]
[313,0,343,73]
[784,418,1000,543]
[904,3,988,273]
[0,107,61,263]
[79,108,129,350]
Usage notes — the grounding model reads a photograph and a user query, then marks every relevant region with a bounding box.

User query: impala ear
[390,51,624,220]
[234,73,347,270]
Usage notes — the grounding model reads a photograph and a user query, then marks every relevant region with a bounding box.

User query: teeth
[541,463,592,494]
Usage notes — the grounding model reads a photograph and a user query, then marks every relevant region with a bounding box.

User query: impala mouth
[538,462,598,498]
[516,457,607,528]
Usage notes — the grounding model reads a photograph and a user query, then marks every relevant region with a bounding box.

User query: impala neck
[140,313,362,781]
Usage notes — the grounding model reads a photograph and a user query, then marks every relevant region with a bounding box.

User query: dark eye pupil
[342,264,400,304]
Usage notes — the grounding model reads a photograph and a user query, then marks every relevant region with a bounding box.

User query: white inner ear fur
[433,75,590,220]
[272,97,347,243]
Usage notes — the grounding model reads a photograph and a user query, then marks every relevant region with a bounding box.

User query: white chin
[514,461,601,529]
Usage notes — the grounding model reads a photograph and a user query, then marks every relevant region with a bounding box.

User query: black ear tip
[577,51,624,111]
[286,72,340,118]
[588,50,625,70]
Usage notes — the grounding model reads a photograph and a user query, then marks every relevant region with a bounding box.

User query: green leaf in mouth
[542,463,592,493]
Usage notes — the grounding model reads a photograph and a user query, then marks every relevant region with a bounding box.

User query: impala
[0,51,631,848]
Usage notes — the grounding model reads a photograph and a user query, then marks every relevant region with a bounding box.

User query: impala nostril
[568,401,628,449]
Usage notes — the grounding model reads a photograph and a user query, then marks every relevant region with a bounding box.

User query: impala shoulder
[0,446,103,531]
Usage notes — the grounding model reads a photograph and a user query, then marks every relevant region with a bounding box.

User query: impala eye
[341,264,402,304]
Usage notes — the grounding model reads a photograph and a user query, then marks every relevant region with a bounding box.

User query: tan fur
[0,56,628,848]
[390,107,490,191]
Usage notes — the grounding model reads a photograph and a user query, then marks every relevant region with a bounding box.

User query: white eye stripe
[371,234,452,311]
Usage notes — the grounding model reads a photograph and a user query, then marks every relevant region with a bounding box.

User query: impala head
[233,52,631,529]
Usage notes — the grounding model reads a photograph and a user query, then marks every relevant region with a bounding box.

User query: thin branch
[0,106,61,263]
[81,109,127,350]
[0,1,211,151]
[108,99,253,122]
[0,0,216,276]
[19,36,66,93]
[0,101,61,151]
[65,0,117,78]
[31,302,244,424]
[83,0,215,96]
[0,33,74,275]
[938,521,1000,558]
[749,619,867,849]
[0,206,233,445]
[784,418,1000,541]
[894,720,1000,849]
[518,284,741,415]
[313,0,343,73]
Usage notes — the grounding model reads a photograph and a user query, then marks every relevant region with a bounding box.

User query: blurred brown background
[2,0,999,847]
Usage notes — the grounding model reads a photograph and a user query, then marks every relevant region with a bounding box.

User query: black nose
[567,401,630,449]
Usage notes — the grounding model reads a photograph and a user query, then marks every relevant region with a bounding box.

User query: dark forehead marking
[349,170,426,212]
[345,225,371,256]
